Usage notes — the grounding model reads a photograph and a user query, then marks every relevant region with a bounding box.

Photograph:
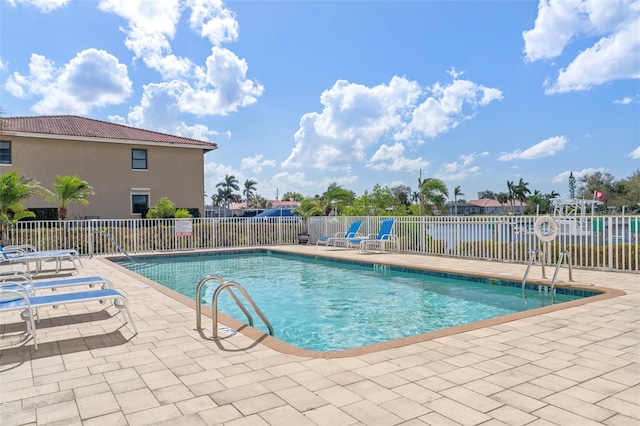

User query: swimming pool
[116,251,599,352]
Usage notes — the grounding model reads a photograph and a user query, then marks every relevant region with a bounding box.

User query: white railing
[5,215,638,273]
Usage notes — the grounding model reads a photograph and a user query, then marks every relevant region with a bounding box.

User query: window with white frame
[131,189,150,215]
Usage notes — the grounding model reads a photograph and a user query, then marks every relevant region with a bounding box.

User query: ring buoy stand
[534,216,558,242]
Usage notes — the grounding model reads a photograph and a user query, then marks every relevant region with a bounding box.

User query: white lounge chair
[0,270,111,297]
[316,221,363,249]
[347,219,398,252]
[0,284,137,350]
[0,245,82,274]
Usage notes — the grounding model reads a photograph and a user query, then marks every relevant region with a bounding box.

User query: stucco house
[447,199,523,215]
[1,115,216,219]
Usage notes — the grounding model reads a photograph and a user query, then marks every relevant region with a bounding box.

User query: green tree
[146,197,175,218]
[496,192,509,211]
[477,190,497,200]
[322,183,353,216]
[40,175,94,220]
[0,171,39,244]
[292,197,323,234]
[146,197,192,218]
[514,178,531,213]
[453,185,464,215]
[506,180,516,212]
[619,169,640,212]
[243,179,257,209]
[281,192,303,202]
[420,178,449,215]
[390,185,411,208]
[216,175,240,215]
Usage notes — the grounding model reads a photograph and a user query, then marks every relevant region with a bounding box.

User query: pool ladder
[90,230,134,262]
[521,249,573,293]
[195,275,274,339]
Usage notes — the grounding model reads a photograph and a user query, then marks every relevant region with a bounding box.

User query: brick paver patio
[1,247,638,425]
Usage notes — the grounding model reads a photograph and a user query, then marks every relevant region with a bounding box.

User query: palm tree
[292,197,323,238]
[496,192,509,213]
[146,197,176,218]
[420,178,449,215]
[453,185,464,215]
[417,170,425,215]
[0,171,39,244]
[243,179,257,209]
[506,180,516,213]
[216,175,240,216]
[322,183,352,216]
[40,175,94,220]
[514,178,531,213]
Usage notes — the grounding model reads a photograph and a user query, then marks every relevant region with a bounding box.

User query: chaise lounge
[347,219,398,253]
[0,283,137,350]
[0,245,82,274]
[316,221,363,249]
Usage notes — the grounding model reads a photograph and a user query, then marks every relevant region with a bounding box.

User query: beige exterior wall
[1,135,207,219]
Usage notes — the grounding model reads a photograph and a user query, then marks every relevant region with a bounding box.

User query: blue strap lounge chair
[0,271,111,298]
[0,245,82,274]
[316,221,363,249]
[347,219,398,252]
[0,284,137,350]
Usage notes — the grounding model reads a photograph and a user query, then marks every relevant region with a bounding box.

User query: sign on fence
[175,219,193,237]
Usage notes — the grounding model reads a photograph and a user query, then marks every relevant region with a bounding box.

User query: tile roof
[468,199,507,208]
[2,115,217,149]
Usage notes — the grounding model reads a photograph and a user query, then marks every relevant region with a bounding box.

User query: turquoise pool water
[116,251,596,351]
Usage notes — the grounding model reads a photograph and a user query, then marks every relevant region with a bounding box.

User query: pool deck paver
[1,246,638,425]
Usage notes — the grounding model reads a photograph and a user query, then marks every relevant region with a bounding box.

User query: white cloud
[270,172,317,192]
[614,95,639,104]
[523,0,640,93]
[99,0,263,116]
[552,167,605,183]
[434,151,488,181]
[203,161,245,198]
[398,78,503,140]
[4,49,132,115]
[181,47,264,115]
[174,122,220,141]
[318,175,358,188]
[498,135,567,161]
[241,154,276,173]
[283,72,501,171]
[629,146,640,159]
[0,58,6,71]
[125,81,219,141]
[368,143,429,172]
[188,0,239,45]
[5,0,69,12]
[98,0,189,79]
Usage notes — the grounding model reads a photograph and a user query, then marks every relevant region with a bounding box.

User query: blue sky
[1,0,639,204]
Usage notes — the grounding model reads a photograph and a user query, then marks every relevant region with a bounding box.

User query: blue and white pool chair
[347,219,399,253]
[0,270,112,292]
[0,245,82,274]
[316,221,363,249]
[0,282,137,350]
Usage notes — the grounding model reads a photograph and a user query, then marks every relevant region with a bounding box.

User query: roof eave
[6,131,217,150]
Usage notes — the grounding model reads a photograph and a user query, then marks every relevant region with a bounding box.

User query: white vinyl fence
[5,215,638,273]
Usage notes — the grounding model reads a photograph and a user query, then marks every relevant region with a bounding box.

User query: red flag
[594,190,605,200]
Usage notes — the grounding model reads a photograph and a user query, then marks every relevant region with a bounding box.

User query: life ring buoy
[534,216,558,242]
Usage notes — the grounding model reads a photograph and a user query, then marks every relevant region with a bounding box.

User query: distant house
[447,199,522,215]
[206,200,301,217]
[1,115,216,219]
